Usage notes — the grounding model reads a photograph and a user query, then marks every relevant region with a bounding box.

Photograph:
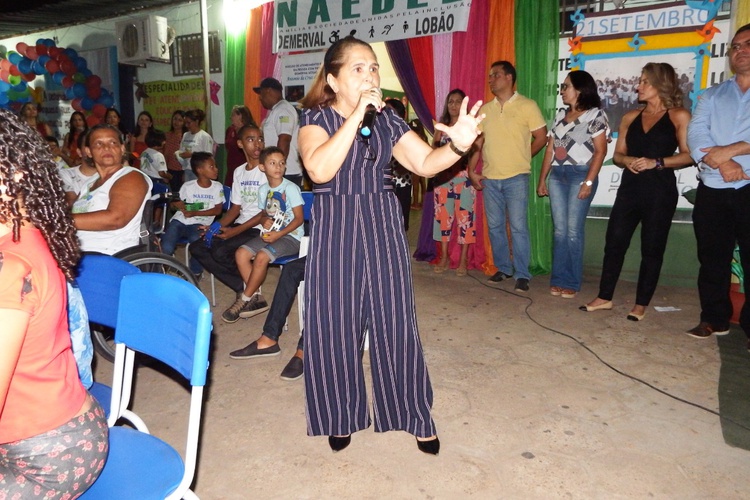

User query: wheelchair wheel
[90,252,199,362]
[122,252,198,286]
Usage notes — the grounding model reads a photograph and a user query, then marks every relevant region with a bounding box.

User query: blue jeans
[160,220,203,274]
[483,175,531,280]
[547,165,597,291]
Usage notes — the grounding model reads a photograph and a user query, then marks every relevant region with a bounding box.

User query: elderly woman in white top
[537,70,608,299]
[72,124,152,256]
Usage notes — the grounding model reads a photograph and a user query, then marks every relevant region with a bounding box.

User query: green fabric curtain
[514,0,559,275]
[222,28,247,183]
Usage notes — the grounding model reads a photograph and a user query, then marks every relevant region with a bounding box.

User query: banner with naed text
[273,0,472,53]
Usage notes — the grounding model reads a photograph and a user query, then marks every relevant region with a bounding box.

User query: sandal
[550,286,562,296]
[456,266,467,277]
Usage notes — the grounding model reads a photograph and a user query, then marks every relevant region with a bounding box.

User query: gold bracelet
[449,142,469,157]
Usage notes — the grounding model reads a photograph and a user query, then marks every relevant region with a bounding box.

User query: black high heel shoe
[328,435,351,452]
[416,436,440,455]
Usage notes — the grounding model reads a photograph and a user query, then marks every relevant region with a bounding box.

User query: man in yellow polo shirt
[468,60,547,292]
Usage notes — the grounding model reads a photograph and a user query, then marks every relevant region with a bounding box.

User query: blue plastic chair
[81,273,212,500]
[76,254,143,421]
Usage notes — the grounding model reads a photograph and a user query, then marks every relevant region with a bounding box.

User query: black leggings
[598,186,677,306]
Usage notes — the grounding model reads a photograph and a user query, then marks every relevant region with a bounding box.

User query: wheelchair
[89,188,200,362]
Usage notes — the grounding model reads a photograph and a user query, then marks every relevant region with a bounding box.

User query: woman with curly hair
[0,108,108,498]
[580,62,694,320]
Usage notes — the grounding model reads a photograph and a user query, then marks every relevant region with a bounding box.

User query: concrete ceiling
[0,0,189,40]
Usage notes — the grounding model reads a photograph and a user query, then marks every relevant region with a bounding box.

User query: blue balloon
[36,38,46,46]
[81,96,94,110]
[65,87,75,100]
[7,51,22,65]
[38,54,51,65]
[98,93,114,108]
[12,82,27,92]
[17,58,32,74]
[75,57,87,71]
[81,68,92,78]
[73,82,86,98]
[52,72,65,85]
[0,93,8,105]
[32,61,45,75]
[0,81,9,92]
[44,38,56,47]
[63,48,78,59]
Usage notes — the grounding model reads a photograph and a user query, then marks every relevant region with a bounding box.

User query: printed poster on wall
[559,0,731,215]
[273,0,472,53]
[142,78,205,131]
[279,51,326,104]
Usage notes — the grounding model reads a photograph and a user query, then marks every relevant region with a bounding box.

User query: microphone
[359,104,377,139]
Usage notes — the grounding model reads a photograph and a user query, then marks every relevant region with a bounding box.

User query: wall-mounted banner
[273,0,472,54]
[142,78,205,131]
[279,51,326,103]
[560,0,730,216]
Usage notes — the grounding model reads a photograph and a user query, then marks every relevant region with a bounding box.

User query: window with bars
[170,31,222,76]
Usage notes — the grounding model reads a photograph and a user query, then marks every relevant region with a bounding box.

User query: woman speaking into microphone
[297,35,484,455]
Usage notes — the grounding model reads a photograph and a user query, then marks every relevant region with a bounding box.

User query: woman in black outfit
[581,63,693,321]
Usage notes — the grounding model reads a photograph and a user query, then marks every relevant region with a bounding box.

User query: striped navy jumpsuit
[301,105,437,439]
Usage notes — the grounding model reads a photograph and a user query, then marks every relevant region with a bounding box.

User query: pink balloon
[25,46,38,60]
[15,42,28,55]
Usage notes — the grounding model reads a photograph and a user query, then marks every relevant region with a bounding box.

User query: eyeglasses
[560,83,569,91]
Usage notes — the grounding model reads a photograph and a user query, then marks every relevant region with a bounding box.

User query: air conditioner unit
[116,15,170,65]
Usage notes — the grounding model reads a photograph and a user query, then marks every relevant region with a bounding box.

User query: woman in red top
[0,109,108,498]
[19,103,52,137]
[61,111,88,166]
[129,110,154,169]
[164,109,188,192]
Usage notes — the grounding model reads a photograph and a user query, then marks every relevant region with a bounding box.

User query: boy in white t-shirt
[189,124,268,296]
[221,146,304,323]
[140,129,172,185]
[160,152,224,276]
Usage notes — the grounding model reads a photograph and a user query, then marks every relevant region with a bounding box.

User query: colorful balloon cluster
[0,39,112,124]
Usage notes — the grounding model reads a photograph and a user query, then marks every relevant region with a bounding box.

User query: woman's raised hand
[434,96,484,151]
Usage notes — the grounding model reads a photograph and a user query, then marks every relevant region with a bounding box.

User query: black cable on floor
[467,272,750,433]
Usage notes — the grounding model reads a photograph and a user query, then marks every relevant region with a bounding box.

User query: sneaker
[280,356,304,381]
[514,278,530,292]
[686,322,730,338]
[487,271,512,283]
[238,295,270,318]
[229,340,281,359]
[222,297,251,323]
